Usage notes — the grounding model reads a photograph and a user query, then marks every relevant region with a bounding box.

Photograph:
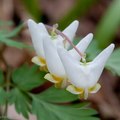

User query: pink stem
[45,25,84,58]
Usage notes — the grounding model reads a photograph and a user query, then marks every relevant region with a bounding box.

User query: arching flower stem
[45,25,85,60]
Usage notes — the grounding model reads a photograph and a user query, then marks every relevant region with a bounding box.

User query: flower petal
[55,78,67,88]
[89,83,101,93]
[43,35,65,77]
[28,19,47,58]
[53,35,64,47]
[44,73,67,89]
[63,20,79,49]
[38,23,49,35]
[69,33,93,61]
[44,73,58,83]
[90,44,115,84]
[31,56,46,66]
[66,85,83,94]
[58,47,90,88]
[93,44,115,63]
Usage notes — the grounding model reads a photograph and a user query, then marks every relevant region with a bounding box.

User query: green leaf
[36,86,78,103]
[12,65,46,91]
[0,38,32,49]
[0,70,4,85]
[8,88,31,118]
[106,48,120,76]
[32,95,99,120]
[0,23,23,38]
[0,20,13,26]
[0,23,32,49]
[71,102,90,108]
[0,88,7,105]
[0,30,9,38]
[95,0,120,48]
[3,24,24,38]
[0,118,14,120]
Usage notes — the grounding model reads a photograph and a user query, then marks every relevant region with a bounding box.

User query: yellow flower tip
[52,75,63,82]
[39,57,46,65]
[44,73,57,83]
[44,73,67,88]
[66,85,83,95]
[89,83,101,93]
[67,83,101,100]
[44,73,63,84]
[39,66,48,72]
[31,56,46,66]
[52,75,68,89]
[55,82,62,88]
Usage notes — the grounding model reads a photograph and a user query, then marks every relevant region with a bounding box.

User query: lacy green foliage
[0,88,7,105]
[12,65,98,119]
[0,65,99,119]
[0,22,31,49]
[12,65,46,91]
[8,88,31,118]
[30,86,99,120]
[37,86,78,103]
[95,0,120,48]
[0,70,6,105]
[31,94,99,120]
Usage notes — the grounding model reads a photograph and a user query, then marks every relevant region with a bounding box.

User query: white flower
[43,33,93,88]
[27,19,79,68]
[57,44,115,99]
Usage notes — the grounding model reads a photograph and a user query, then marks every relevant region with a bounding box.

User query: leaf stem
[3,67,11,118]
[0,44,12,119]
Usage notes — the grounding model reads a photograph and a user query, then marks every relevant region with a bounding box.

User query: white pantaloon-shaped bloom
[57,44,115,99]
[27,19,79,68]
[43,33,93,88]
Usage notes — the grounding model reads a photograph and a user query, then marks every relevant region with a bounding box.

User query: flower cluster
[28,19,115,99]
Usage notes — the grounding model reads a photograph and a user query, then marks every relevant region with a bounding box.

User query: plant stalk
[3,67,11,118]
